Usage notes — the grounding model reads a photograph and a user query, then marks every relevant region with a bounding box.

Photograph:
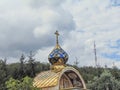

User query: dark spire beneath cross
[55,31,59,45]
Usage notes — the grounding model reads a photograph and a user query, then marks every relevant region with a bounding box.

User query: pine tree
[27,51,36,77]
[18,54,26,79]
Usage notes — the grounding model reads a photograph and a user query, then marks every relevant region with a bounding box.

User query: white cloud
[33,26,52,38]
[0,0,120,68]
[35,47,53,63]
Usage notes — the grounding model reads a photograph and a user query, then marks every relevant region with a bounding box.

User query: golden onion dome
[48,31,68,65]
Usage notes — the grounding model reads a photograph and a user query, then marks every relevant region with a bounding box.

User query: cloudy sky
[0,0,120,68]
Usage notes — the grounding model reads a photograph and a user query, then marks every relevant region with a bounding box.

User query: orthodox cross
[55,31,59,45]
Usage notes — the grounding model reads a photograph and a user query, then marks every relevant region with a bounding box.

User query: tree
[5,77,20,90]
[0,59,8,90]
[1,58,7,77]
[87,69,120,90]
[21,76,39,90]
[18,54,26,79]
[6,76,39,90]
[27,51,36,77]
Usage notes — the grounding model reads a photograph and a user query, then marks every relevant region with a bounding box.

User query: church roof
[33,67,87,89]
[33,70,61,88]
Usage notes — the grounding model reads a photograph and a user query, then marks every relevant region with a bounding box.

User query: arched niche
[59,67,86,90]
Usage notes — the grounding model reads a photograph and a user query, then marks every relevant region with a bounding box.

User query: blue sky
[102,40,120,61]
[0,0,120,68]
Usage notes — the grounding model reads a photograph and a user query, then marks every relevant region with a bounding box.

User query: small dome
[48,44,68,65]
[48,31,69,65]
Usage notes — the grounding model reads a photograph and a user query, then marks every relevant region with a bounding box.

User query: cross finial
[55,31,59,45]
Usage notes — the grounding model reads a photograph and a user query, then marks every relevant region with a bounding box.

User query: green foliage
[110,67,120,81]
[87,70,120,90]
[0,53,120,90]
[21,76,39,90]
[5,77,20,90]
[17,54,26,79]
[26,51,36,77]
[0,53,49,90]
[6,76,39,90]
[0,59,8,90]
[75,66,104,83]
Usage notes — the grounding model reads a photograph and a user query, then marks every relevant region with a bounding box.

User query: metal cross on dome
[55,31,59,45]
